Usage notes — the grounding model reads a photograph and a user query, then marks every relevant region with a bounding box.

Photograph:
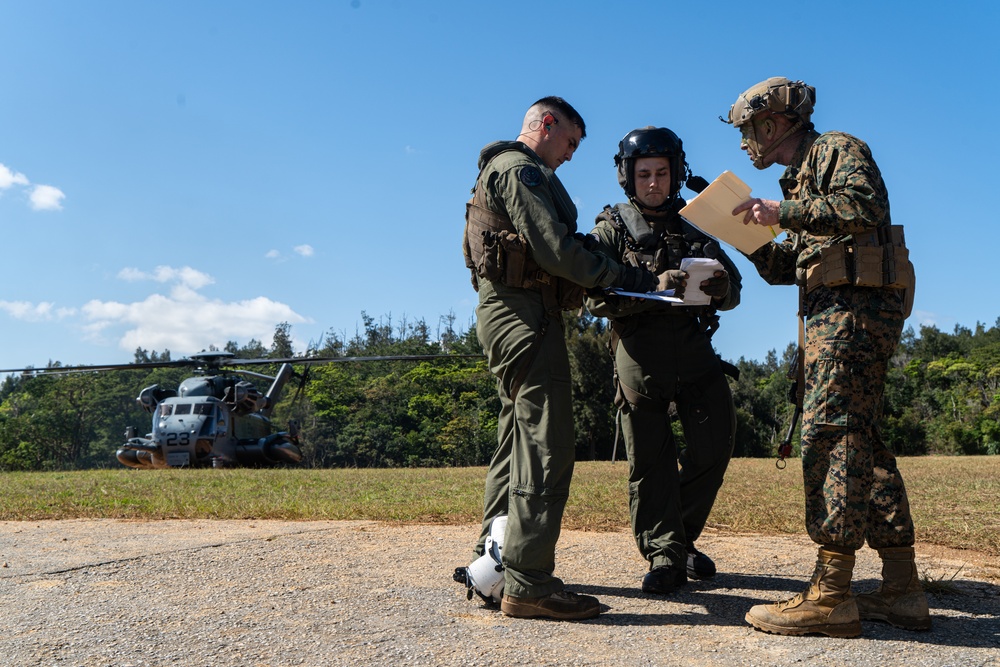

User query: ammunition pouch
[801,225,915,318]
[464,199,584,312]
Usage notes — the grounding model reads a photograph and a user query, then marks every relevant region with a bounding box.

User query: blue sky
[2,1,998,371]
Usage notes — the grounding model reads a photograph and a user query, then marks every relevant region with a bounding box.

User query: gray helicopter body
[117,358,303,469]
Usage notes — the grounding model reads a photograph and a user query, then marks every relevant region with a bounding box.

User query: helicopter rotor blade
[0,359,198,376]
[0,353,484,377]
[218,354,484,367]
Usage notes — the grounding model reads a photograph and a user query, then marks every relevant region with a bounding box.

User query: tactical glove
[657,269,688,299]
[574,232,600,252]
[614,265,657,293]
[700,270,730,299]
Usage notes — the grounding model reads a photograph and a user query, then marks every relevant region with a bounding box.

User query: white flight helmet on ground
[456,515,507,603]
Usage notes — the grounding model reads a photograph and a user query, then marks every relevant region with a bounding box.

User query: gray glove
[658,269,688,299]
[700,270,730,299]
[614,265,657,293]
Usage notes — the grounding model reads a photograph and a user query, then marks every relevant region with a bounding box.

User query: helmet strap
[629,191,679,214]
[754,117,803,168]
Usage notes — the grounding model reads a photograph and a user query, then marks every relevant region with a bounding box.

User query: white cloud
[914,310,937,327]
[0,164,29,189]
[30,184,65,211]
[0,163,65,212]
[0,300,76,322]
[117,265,214,290]
[117,267,147,282]
[79,265,311,355]
[267,246,314,261]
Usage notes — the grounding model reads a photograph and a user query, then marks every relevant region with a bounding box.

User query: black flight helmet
[614,126,688,212]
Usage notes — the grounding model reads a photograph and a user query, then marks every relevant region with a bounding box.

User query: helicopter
[0,350,481,470]
[121,351,301,469]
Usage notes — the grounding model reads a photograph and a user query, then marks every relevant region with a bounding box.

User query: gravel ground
[0,520,997,667]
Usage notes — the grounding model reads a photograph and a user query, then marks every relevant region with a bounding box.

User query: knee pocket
[512,484,569,504]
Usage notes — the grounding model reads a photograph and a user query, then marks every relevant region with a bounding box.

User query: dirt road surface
[1,520,997,666]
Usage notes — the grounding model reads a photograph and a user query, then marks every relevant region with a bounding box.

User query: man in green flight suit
[460,97,656,620]
[724,77,927,637]
[585,126,741,595]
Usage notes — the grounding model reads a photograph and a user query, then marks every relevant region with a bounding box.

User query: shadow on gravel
[578,571,804,603]
[574,573,1000,649]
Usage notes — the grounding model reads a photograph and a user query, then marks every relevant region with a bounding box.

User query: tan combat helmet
[724,77,816,128]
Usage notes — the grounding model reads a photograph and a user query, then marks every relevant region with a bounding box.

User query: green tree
[270,322,295,358]
[565,312,616,461]
[728,344,797,458]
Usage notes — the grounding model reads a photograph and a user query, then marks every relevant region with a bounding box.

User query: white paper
[677,257,724,306]
[679,171,777,254]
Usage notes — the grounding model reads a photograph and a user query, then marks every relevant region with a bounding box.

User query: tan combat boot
[856,546,931,630]
[745,547,861,638]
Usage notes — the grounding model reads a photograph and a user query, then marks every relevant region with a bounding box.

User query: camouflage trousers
[801,285,915,551]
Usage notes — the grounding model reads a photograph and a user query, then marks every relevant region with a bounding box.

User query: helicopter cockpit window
[159,404,173,416]
[193,403,214,415]
[174,404,192,415]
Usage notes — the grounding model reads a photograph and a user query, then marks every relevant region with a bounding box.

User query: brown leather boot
[745,547,861,638]
[500,590,601,620]
[856,546,931,630]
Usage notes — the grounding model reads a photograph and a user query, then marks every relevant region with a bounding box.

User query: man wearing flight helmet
[723,77,924,637]
[584,126,741,595]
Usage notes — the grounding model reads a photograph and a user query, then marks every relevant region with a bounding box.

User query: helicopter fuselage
[117,365,301,469]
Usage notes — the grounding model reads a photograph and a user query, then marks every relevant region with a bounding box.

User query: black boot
[686,544,717,580]
[642,564,687,595]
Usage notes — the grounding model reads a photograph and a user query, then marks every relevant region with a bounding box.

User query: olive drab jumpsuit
[586,203,741,572]
[466,141,627,599]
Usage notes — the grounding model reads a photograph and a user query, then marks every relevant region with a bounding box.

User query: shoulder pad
[616,204,657,248]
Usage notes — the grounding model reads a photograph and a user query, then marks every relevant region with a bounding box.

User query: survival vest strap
[602,203,724,337]
[463,186,583,313]
[801,224,915,318]
[604,202,720,273]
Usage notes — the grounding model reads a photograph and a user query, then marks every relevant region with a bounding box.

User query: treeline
[1,314,998,471]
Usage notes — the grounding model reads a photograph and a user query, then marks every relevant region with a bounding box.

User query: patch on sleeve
[518,166,543,187]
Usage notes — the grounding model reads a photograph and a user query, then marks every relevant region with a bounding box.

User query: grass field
[1,456,997,557]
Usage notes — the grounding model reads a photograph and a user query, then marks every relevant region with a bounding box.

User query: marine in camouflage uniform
[460,98,656,621]
[585,127,741,595]
[725,77,928,637]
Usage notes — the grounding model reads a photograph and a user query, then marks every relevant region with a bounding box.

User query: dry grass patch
[0,456,996,557]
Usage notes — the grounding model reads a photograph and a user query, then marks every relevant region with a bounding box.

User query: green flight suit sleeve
[490,165,623,290]
[583,219,646,318]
